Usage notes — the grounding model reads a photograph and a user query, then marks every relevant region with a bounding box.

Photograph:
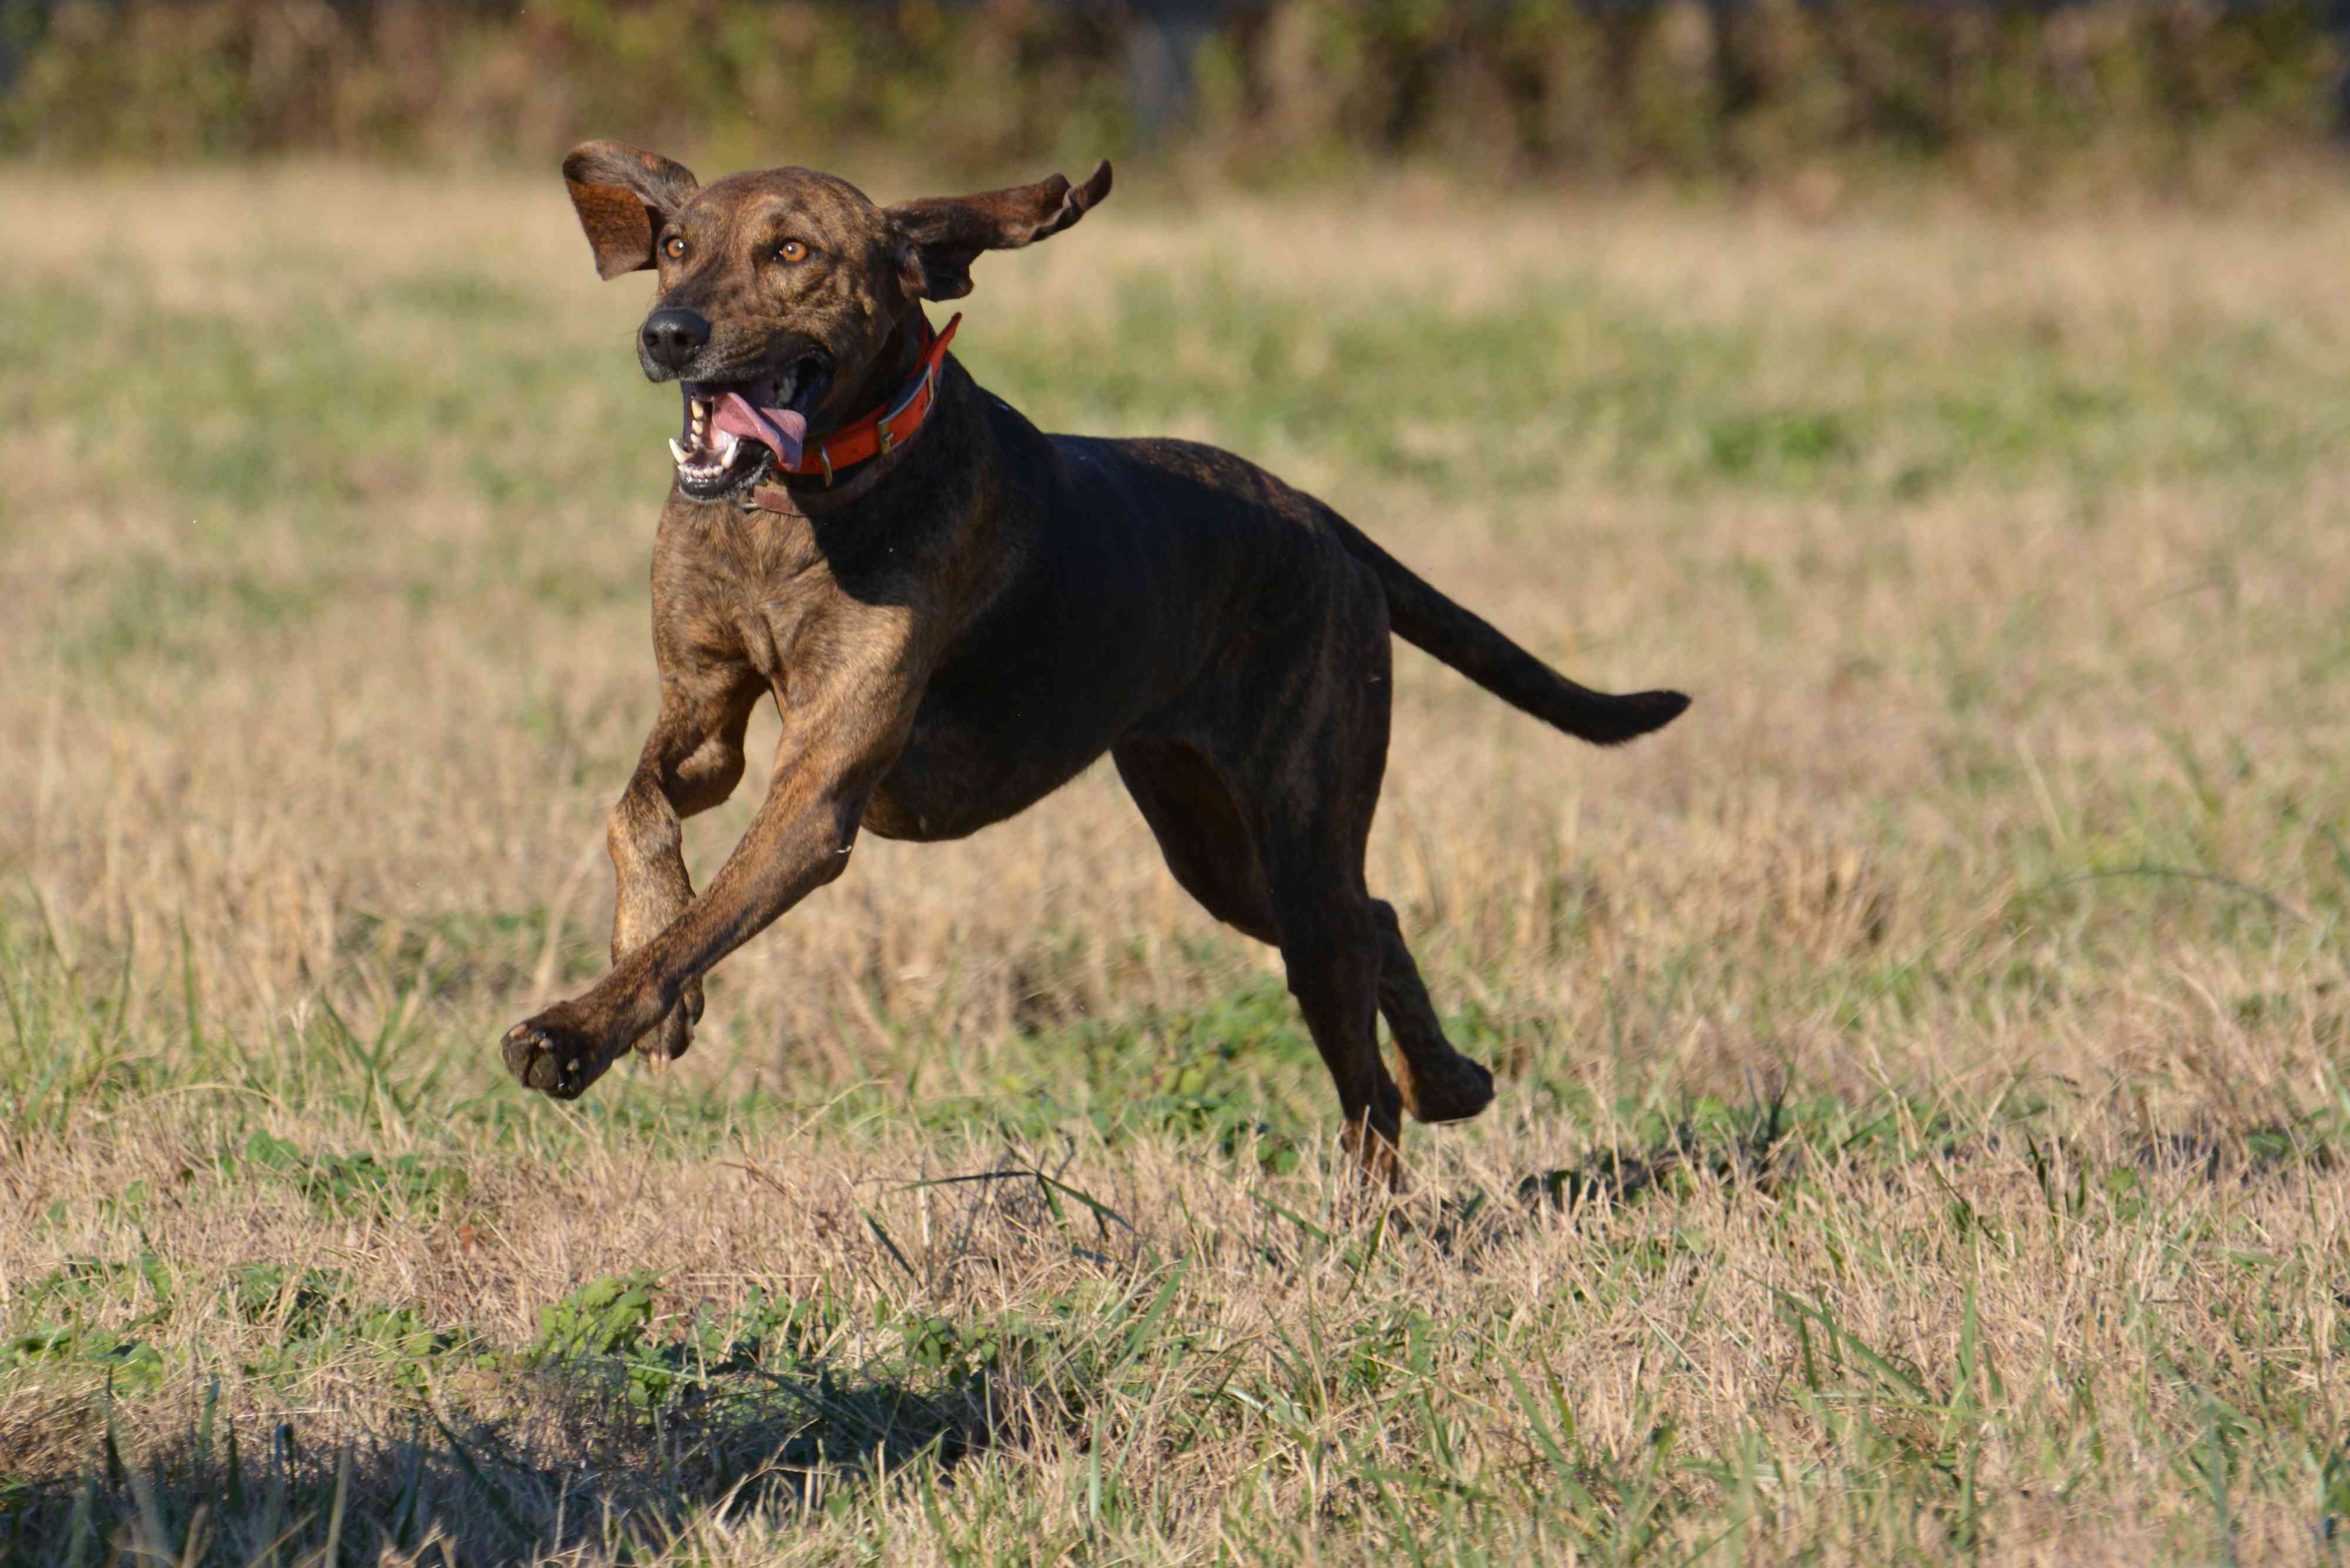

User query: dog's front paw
[635,981,702,1071]
[502,1006,625,1100]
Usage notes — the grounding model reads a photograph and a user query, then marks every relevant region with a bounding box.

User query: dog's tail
[1334,517,1689,746]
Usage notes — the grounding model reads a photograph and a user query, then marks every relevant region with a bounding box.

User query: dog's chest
[662,514,846,683]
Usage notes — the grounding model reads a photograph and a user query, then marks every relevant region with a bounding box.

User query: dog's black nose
[640,308,711,373]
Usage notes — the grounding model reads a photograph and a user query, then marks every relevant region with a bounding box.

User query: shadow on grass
[0,1353,1013,1566]
[1507,1086,2345,1224]
[1515,1088,1795,1215]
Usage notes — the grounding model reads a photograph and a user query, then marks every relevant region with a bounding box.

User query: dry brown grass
[1,163,2346,1564]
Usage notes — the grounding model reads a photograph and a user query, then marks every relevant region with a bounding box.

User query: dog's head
[561,143,1112,502]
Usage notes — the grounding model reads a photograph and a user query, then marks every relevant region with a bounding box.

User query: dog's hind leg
[1265,859,1405,1185]
[1370,900,1496,1124]
[1115,732,1403,1182]
[1116,744,1495,1138]
[1113,736,1277,942]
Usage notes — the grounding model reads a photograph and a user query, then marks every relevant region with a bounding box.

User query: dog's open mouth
[668,353,831,501]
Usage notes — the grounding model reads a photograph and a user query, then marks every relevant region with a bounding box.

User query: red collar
[741,312,959,508]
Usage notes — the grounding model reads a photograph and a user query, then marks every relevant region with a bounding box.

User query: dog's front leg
[503,623,926,1098]
[608,671,764,1067]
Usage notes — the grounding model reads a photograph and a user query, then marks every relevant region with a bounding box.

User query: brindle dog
[501,143,1688,1180]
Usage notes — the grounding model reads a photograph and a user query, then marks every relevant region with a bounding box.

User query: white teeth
[668,438,688,465]
[719,433,739,462]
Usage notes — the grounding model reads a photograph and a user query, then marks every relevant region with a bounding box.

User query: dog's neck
[829,310,930,433]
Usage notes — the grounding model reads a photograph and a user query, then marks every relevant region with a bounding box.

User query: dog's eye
[774,239,808,263]
[662,236,687,260]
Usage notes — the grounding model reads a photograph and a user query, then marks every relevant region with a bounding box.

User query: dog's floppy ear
[562,142,702,280]
[887,160,1112,301]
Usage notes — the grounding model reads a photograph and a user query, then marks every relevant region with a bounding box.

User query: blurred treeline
[1,0,2342,189]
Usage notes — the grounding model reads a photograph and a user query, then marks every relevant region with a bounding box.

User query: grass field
[2,163,2348,1565]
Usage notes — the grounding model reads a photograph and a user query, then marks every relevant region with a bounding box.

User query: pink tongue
[711,393,808,468]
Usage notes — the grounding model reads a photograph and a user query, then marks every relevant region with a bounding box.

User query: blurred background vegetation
[0,0,2343,196]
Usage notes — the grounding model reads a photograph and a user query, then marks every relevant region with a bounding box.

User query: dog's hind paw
[1397,1051,1496,1124]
